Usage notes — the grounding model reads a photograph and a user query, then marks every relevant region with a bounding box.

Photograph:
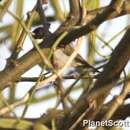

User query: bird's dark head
[32,27,45,39]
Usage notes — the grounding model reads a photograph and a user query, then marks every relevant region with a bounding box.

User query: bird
[32,27,97,72]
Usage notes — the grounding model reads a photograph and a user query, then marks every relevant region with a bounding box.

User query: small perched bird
[32,27,97,71]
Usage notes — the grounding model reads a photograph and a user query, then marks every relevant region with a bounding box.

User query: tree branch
[0,0,128,91]
[58,7,130,130]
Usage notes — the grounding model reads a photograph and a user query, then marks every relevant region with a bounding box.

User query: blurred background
[0,0,130,130]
